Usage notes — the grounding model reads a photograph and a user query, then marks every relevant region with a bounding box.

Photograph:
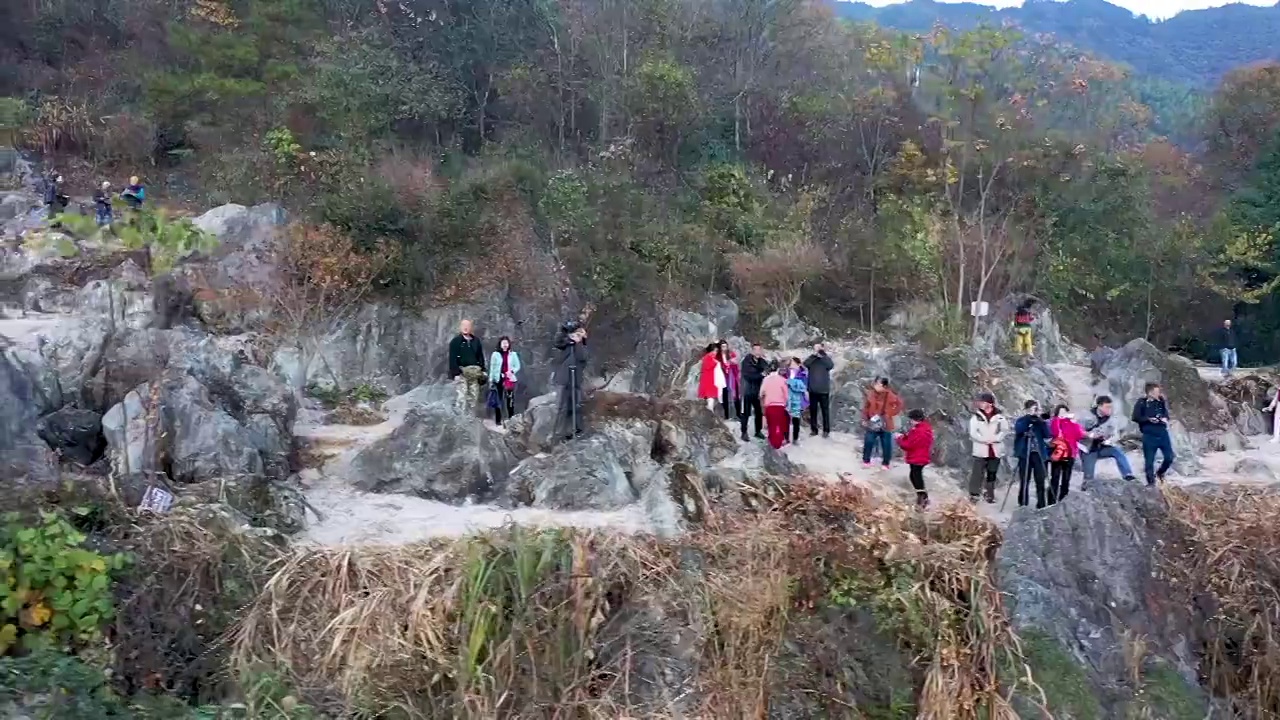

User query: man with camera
[553,320,589,440]
[1013,400,1051,508]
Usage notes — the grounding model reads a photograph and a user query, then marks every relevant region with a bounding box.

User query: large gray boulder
[974,294,1084,364]
[102,371,291,483]
[36,407,104,465]
[997,480,1210,717]
[347,383,518,502]
[0,340,58,490]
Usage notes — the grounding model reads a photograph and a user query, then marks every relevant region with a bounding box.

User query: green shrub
[117,209,218,273]
[0,511,128,655]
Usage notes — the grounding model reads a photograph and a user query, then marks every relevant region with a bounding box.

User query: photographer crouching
[554,320,589,440]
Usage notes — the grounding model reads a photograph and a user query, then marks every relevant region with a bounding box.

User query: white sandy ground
[0,309,65,348]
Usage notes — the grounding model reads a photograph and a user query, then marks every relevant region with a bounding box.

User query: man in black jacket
[448,319,485,414]
[739,343,769,441]
[1132,382,1175,486]
[804,342,835,437]
[554,322,589,439]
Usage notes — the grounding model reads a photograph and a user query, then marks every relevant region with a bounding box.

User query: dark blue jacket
[1013,413,1051,459]
[1131,397,1171,436]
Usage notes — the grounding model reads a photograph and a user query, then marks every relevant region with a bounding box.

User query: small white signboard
[138,486,175,514]
[970,301,990,317]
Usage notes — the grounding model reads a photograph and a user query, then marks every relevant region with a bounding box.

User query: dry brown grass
[1161,485,1280,718]
[228,478,1038,719]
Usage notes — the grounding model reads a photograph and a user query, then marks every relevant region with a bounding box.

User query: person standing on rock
[449,319,486,414]
[1217,319,1238,378]
[968,393,1008,504]
[739,343,769,442]
[785,357,809,445]
[760,365,790,450]
[93,181,114,226]
[1012,299,1036,359]
[1080,395,1137,487]
[44,174,68,218]
[487,336,521,427]
[1266,389,1280,443]
[1132,382,1175,486]
[1013,400,1051,509]
[697,343,727,413]
[804,342,835,438]
[554,322,589,439]
[121,176,145,211]
[1048,405,1087,504]
[897,408,934,510]
[718,340,741,422]
[861,378,903,469]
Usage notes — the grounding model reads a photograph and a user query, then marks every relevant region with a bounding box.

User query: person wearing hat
[93,181,114,226]
[968,392,1009,503]
[121,176,145,210]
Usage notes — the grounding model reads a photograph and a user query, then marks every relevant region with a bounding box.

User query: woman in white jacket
[968,392,1009,503]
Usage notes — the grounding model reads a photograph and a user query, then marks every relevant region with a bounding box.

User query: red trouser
[765,405,790,449]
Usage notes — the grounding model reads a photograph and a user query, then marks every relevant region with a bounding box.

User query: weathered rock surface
[0,341,58,489]
[997,480,1210,716]
[974,294,1085,365]
[35,407,104,466]
[347,383,518,502]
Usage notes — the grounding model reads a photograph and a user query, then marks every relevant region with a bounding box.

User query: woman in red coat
[1048,405,1087,505]
[697,343,725,412]
[896,409,934,510]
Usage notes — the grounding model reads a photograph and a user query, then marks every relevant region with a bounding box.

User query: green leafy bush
[0,512,128,654]
[117,209,218,273]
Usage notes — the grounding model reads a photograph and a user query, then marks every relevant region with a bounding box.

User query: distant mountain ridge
[832,0,1280,86]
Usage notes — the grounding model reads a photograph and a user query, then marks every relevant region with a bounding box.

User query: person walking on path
[785,357,808,445]
[968,393,1009,504]
[698,343,726,413]
[861,378,903,469]
[718,340,741,421]
[897,409,935,510]
[487,336,521,427]
[1080,395,1137,487]
[1012,299,1036,359]
[93,181,114,226]
[739,344,768,441]
[804,343,834,437]
[448,319,486,414]
[1132,382,1175,486]
[1217,319,1239,378]
[760,366,790,450]
[1048,405,1086,504]
[554,323,589,439]
[1013,400,1051,509]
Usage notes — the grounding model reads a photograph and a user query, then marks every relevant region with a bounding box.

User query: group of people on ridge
[43,173,146,226]
[447,318,588,441]
[966,384,1175,507]
[697,341,834,447]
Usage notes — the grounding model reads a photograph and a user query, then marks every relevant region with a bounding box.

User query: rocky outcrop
[346,384,518,502]
[0,340,58,490]
[997,480,1210,717]
[974,294,1085,364]
[36,407,104,466]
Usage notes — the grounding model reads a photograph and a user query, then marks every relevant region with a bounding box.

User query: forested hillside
[832,0,1280,87]
[3,0,1280,361]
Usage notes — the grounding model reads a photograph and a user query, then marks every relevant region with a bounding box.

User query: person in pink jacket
[760,367,790,450]
[1048,404,1087,505]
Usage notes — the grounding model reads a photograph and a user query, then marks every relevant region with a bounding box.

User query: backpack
[1049,436,1070,462]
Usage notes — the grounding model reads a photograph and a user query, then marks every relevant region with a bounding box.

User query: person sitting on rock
[93,181,114,226]
[1013,400,1051,509]
[448,319,486,414]
[739,343,769,441]
[121,175,145,210]
[968,392,1008,504]
[1048,405,1087,504]
[698,343,726,413]
[1080,395,1136,487]
[760,366,790,450]
[718,339,741,422]
[785,357,808,445]
[487,335,521,427]
[1012,299,1036,359]
[861,377,902,470]
[896,408,934,510]
[1132,382,1175,486]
